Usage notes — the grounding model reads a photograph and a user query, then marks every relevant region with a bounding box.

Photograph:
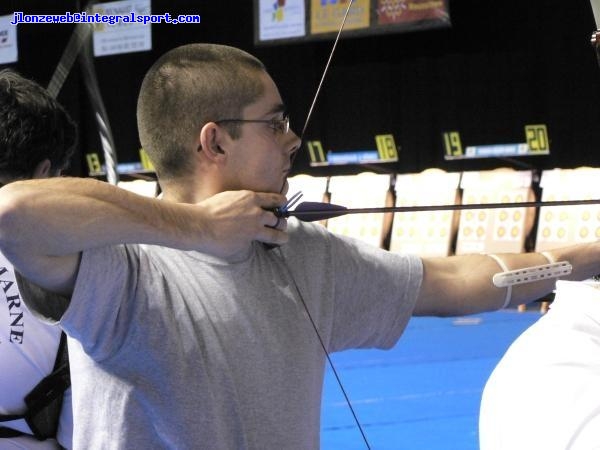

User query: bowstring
[278,0,372,448]
[282,0,356,186]
[275,247,372,449]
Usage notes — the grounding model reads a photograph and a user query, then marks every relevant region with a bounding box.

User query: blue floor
[321,310,542,449]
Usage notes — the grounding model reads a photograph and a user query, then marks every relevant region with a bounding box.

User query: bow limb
[590,0,600,28]
[47,1,120,185]
[590,0,600,69]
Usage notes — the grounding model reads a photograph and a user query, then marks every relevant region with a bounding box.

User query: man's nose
[286,128,301,155]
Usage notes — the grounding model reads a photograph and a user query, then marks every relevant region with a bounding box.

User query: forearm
[0,177,198,256]
[0,177,287,269]
[503,243,600,305]
[415,242,600,316]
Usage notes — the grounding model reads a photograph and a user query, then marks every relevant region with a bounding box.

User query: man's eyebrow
[264,103,287,116]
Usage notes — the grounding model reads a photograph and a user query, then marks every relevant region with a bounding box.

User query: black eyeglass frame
[213,113,290,135]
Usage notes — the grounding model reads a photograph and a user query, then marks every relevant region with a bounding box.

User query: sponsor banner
[93,0,151,57]
[259,0,306,41]
[0,15,18,64]
[310,0,370,35]
[376,0,449,25]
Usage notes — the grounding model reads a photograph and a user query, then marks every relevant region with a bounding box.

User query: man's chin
[280,179,289,196]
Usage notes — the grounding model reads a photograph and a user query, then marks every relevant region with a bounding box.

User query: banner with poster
[93,0,152,57]
[0,14,18,64]
[254,0,450,45]
[258,0,306,41]
[376,0,449,26]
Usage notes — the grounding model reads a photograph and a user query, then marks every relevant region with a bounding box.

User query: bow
[282,3,600,448]
[47,0,120,186]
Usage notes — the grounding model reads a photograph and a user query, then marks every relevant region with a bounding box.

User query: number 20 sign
[525,124,549,153]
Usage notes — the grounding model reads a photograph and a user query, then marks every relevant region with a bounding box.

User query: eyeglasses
[214,114,290,135]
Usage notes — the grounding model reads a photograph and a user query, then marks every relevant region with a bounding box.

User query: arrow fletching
[288,201,348,222]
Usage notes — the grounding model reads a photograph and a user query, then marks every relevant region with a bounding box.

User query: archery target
[535,168,600,251]
[327,173,392,248]
[390,170,460,257]
[455,170,534,255]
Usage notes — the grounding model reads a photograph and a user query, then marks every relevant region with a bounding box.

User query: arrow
[282,198,600,222]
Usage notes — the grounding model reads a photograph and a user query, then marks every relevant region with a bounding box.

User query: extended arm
[414,243,600,316]
[0,177,288,295]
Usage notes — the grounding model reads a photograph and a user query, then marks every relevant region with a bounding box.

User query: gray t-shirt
[25,220,422,449]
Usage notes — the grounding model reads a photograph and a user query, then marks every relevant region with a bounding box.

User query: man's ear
[32,159,52,179]
[198,122,227,161]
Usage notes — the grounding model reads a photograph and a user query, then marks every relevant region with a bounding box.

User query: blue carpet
[321,310,541,449]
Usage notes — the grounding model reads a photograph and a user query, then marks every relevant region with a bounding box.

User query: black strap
[0,426,25,438]
[0,333,70,440]
[23,333,70,440]
[53,332,69,372]
[0,413,24,422]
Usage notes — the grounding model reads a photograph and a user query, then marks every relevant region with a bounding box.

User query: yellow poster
[310,0,370,35]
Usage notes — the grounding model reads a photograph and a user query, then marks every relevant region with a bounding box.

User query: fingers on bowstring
[254,192,287,210]
[261,209,288,231]
[257,209,288,245]
[259,223,289,246]
[273,216,288,231]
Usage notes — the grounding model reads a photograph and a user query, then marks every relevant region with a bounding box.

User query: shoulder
[286,218,422,268]
[286,219,333,253]
[288,218,329,239]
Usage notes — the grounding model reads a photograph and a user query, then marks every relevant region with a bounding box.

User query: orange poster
[376,0,449,25]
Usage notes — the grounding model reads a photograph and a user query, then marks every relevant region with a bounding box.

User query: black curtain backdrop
[2,0,599,178]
